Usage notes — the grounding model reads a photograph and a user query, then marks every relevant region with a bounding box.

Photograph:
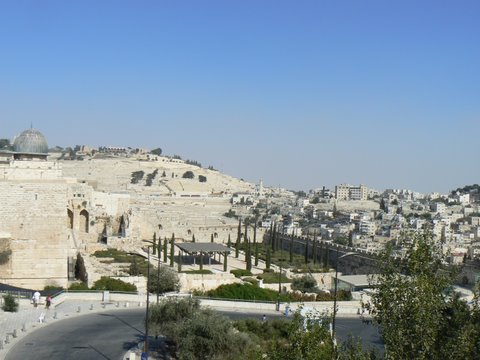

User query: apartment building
[335,184,368,201]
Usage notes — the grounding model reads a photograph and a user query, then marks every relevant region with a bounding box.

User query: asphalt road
[6,309,146,360]
[6,309,383,360]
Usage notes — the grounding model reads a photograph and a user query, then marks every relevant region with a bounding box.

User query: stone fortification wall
[129,195,238,242]
[0,180,69,289]
[92,191,130,217]
[2,160,63,180]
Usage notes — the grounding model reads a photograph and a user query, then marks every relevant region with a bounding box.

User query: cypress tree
[325,245,330,269]
[235,219,241,258]
[305,238,309,264]
[272,224,276,252]
[178,250,182,272]
[199,252,204,270]
[152,232,157,256]
[157,237,162,263]
[211,233,214,243]
[192,234,196,243]
[279,230,283,253]
[253,219,257,245]
[170,233,175,267]
[289,233,294,263]
[227,233,232,248]
[254,243,259,266]
[244,219,248,245]
[319,241,323,268]
[266,246,271,270]
[269,223,274,251]
[163,236,168,263]
[246,237,252,271]
[223,252,228,272]
[244,220,251,271]
[312,231,317,265]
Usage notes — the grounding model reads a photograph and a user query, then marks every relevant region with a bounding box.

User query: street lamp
[144,246,151,357]
[332,249,358,340]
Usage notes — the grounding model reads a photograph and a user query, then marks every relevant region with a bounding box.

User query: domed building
[0,127,131,290]
[12,128,49,160]
[0,127,70,289]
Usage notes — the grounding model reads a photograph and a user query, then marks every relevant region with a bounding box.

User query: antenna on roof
[30,122,33,129]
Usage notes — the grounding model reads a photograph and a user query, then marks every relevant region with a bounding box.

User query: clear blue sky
[1,1,479,194]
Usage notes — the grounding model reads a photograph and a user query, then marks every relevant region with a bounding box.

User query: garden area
[92,248,150,276]
[146,297,375,360]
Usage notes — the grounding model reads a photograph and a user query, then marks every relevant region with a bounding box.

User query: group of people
[31,290,52,309]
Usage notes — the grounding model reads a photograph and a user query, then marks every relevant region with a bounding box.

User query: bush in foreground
[148,297,254,360]
[202,283,290,302]
[68,282,89,291]
[91,277,137,292]
[2,294,19,312]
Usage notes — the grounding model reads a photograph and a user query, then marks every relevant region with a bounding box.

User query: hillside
[58,155,253,195]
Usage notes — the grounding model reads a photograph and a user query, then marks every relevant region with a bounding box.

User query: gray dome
[13,129,48,154]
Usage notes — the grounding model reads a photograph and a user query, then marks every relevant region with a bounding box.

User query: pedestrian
[46,295,52,309]
[32,290,41,308]
[262,314,266,323]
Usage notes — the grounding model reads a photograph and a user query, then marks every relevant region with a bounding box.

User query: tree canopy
[365,230,480,360]
[148,265,180,294]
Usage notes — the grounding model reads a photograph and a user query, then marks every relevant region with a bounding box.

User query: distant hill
[59,155,253,195]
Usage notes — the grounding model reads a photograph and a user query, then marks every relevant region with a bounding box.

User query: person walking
[46,295,52,309]
[32,290,41,308]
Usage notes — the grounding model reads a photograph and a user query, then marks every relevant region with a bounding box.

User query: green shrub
[148,266,180,294]
[257,272,292,284]
[234,317,290,340]
[2,294,19,312]
[204,283,290,302]
[243,277,258,285]
[291,275,318,293]
[43,285,63,292]
[180,270,213,275]
[182,171,195,179]
[230,269,252,278]
[91,277,137,292]
[68,282,89,291]
[130,170,145,184]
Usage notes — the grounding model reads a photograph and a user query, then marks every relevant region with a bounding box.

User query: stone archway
[67,209,74,229]
[79,210,89,233]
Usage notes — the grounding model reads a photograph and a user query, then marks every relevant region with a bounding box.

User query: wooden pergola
[175,242,232,271]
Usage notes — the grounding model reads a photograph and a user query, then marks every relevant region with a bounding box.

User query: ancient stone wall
[0,180,69,289]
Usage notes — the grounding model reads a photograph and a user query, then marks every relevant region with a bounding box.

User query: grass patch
[257,272,291,284]
[93,249,131,262]
[198,283,290,302]
[93,248,150,276]
[230,269,252,278]
[180,270,213,275]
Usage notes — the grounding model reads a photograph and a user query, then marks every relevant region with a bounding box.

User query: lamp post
[332,249,358,341]
[276,258,286,311]
[144,246,151,357]
[156,251,161,304]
